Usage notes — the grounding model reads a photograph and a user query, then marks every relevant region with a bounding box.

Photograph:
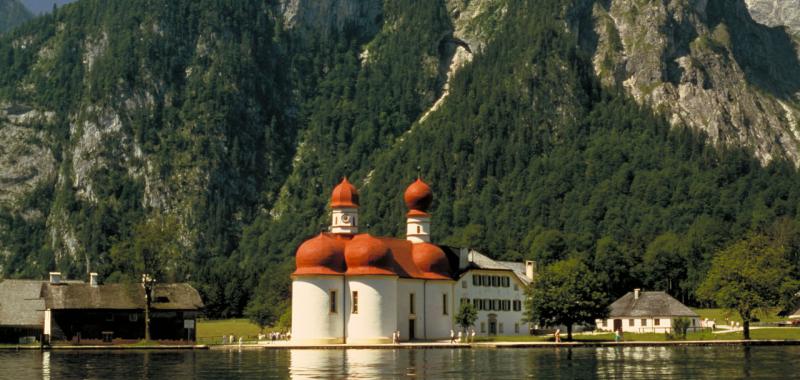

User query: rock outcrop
[745,0,800,36]
[587,0,800,164]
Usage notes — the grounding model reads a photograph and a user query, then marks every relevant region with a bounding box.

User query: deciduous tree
[697,235,800,339]
[524,258,610,340]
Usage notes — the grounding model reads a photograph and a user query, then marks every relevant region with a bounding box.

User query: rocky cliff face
[586,0,800,163]
[745,0,800,36]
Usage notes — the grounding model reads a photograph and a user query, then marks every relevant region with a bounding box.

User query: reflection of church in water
[291,177,533,344]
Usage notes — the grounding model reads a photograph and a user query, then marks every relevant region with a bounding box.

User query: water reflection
[0,346,797,379]
[595,346,675,378]
[42,351,50,380]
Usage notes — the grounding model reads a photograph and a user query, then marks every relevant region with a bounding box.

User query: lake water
[0,346,797,379]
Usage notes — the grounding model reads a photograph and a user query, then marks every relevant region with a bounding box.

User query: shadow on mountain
[707,0,800,100]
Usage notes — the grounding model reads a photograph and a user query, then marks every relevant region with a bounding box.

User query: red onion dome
[293,233,346,276]
[331,177,359,208]
[412,243,451,279]
[404,178,433,214]
[344,234,396,276]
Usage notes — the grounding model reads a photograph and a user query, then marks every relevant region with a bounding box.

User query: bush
[673,318,691,339]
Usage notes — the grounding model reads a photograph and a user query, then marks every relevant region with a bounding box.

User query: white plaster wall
[346,276,397,343]
[406,216,430,243]
[331,208,358,234]
[424,281,454,339]
[596,317,703,333]
[397,279,425,340]
[291,276,345,343]
[44,309,51,336]
[456,270,529,336]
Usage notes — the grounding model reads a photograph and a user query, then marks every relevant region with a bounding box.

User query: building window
[352,291,358,314]
[503,277,509,287]
[514,323,519,333]
[692,319,696,326]
[410,293,415,315]
[417,226,421,233]
[629,319,634,327]
[654,318,660,326]
[473,275,478,286]
[462,280,467,289]
[600,319,606,327]
[481,322,486,333]
[641,319,647,327]
[492,276,498,287]
[443,294,448,315]
[330,290,337,313]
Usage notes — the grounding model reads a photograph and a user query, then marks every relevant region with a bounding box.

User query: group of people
[258,331,291,342]
[449,328,477,343]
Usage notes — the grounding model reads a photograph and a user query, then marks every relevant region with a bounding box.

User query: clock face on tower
[341,214,351,224]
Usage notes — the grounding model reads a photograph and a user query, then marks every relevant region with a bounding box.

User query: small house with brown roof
[0,272,203,344]
[41,273,203,343]
[595,289,701,333]
[0,280,46,343]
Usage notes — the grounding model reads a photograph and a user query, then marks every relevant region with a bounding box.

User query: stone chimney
[49,272,61,284]
[89,272,99,287]
[525,261,536,281]
[634,288,641,300]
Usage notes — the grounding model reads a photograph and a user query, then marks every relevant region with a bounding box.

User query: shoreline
[0,345,209,351]
[218,339,800,350]
[4,340,800,351]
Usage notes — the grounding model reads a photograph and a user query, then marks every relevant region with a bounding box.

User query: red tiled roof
[293,233,454,280]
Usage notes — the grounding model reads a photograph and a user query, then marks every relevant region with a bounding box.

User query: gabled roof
[460,250,532,285]
[0,280,45,327]
[608,291,698,318]
[42,283,203,311]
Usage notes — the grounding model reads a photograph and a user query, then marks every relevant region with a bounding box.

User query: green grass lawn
[197,318,262,340]
[479,328,800,343]
[692,308,785,324]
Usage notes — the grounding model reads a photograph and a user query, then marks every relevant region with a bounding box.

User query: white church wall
[291,276,345,344]
[346,276,398,344]
[456,270,529,336]
[423,281,454,340]
[397,279,425,341]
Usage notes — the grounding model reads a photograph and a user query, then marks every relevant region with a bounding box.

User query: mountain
[0,0,32,33]
[745,0,800,36]
[585,0,800,164]
[19,0,74,15]
[1,0,800,318]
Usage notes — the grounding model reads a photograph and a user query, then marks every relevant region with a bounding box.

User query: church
[291,177,532,344]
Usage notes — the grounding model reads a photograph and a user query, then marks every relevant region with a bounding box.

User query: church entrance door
[409,319,416,340]
[488,314,497,335]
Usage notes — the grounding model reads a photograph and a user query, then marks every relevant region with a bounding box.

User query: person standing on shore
[554,329,561,343]
[450,329,455,343]
[614,329,621,342]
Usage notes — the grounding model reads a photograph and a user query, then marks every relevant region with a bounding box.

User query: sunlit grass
[692,308,785,324]
[478,328,800,342]
[197,318,262,340]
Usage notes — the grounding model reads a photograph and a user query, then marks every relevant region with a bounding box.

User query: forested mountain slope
[0,0,32,33]
[1,0,799,319]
